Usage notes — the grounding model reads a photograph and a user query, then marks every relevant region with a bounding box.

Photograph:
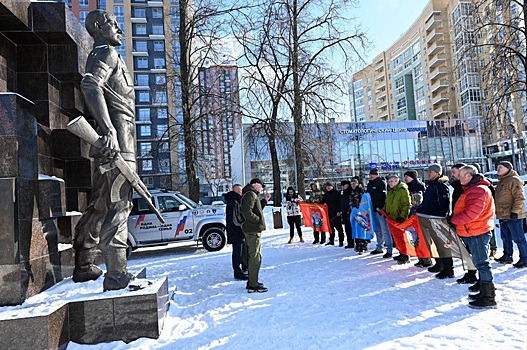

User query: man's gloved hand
[446,215,456,229]
[395,217,405,223]
[510,212,519,220]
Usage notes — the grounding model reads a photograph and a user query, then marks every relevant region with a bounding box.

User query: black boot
[435,269,455,279]
[457,270,478,284]
[312,231,319,244]
[469,282,497,309]
[320,232,326,244]
[468,279,481,294]
[103,271,135,291]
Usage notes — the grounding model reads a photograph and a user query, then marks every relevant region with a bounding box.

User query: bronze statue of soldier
[72,10,137,291]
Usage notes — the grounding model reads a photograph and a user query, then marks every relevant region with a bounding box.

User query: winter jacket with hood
[416,175,450,216]
[241,183,268,233]
[495,169,526,219]
[223,190,244,244]
[384,181,411,221]
[451,174,495,237]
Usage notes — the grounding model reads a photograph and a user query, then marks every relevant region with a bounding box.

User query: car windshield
[175,193,198,208]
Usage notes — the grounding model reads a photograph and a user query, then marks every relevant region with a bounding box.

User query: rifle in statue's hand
[67,116,165,223]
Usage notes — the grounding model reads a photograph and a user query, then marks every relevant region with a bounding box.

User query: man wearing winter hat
[416,163,451,273]
[241,178,271,292]
[321,182,343,245]
[494,161,527,268]
[367,168,391,255]
[404,170,426,195]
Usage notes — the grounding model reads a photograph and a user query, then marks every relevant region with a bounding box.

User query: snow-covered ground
[3,210,527,350]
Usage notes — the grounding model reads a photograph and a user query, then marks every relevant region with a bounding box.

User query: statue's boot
[103,249,134,291]
[73,249,103,283]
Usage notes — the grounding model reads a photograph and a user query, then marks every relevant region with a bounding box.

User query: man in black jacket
[416,164,452,278]
[367,168,391,256]
[224,184,248,281]
[322,182,343,246]
[341,180,354,249]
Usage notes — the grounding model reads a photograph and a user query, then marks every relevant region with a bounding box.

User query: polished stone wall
[0,0,94,306]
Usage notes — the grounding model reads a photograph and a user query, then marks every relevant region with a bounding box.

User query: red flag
[299,202,331,233]
[383,211,431,258]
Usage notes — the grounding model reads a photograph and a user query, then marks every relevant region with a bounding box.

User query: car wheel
[202,227,226,252]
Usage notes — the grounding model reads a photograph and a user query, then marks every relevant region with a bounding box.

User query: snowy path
[66,226,527,350]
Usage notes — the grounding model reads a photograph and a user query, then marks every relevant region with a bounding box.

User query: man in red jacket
[450,165,497,309]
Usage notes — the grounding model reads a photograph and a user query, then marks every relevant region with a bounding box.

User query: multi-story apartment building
[65,0,183,189]
[350,0,527,171]
[197,65,242,197]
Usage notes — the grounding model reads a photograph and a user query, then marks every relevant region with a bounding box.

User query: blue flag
[351,193,375,240]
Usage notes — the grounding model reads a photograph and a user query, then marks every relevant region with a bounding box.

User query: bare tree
[281,0,368,197]
[232,1,295,206]
[469,0,527,166]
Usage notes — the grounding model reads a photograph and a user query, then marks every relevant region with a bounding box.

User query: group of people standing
[223,160,527,305]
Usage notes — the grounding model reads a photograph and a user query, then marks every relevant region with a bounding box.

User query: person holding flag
[384,175,411,261]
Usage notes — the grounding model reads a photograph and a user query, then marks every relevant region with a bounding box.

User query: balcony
[432,92,449,106]
[425,11,442,32]
[433,105,450,118]
[427,40,445,57]
[429,67,448,81]
[426,27,444,44]
[430,78,448,93]
[132,50,149,57]
[149,34,165,40]
[429,53,446,68]
[131,17,147,24]
[147,1,163,6]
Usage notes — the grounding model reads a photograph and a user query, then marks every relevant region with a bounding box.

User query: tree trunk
[291,0,306,199]
[268,107,282,206]
[179,0,200,201]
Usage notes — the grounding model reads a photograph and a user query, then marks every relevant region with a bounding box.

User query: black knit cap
[369,168,379,175]
[404,170,417,179]
[250,178,265,188]
[341,180,351,186]
[498,161,513,170]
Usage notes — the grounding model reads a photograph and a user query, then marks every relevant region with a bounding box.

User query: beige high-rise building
[350,0,527,170]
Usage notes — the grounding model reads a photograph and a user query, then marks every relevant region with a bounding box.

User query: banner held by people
[299,202,331,233]
[351,193,375,240]
[417,214,475,271]
[384,212,431,258]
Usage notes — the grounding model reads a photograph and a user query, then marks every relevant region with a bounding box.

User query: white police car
[127,190,226,256]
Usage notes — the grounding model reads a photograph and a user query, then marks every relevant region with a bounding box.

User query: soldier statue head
[85,10,123,47]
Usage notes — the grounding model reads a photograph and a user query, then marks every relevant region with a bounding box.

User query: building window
[152,25,164,35]
[157,124,168,137]
[140,142,152,157]
[136,57,148,69]
[159,159,170,173]
[113,6,124,20]
[134,8,146,18]
[135,74,149,86]
[153,58,165,69]
[155,74,166,85]
[135,24,147,35]
[142,159,153,171]
[140,125,151,137]
[79,11,89,26]
[152,8,163,18]
[138,91,150,103]
[79,0,89,8]
[137,108,150,121]
[157,108,168,119]
[134,41,148,52]
[154,41,164,51]
[155,91,167,104]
